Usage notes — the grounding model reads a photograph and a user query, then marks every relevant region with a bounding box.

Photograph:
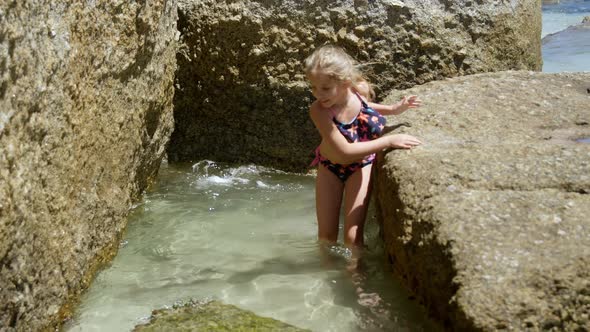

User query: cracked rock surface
[375,71,590,330]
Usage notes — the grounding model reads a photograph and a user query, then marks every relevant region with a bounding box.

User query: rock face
[374,71,590,330]
[0,1,177,331]
[169,0,541,171]
[133,300,310,331]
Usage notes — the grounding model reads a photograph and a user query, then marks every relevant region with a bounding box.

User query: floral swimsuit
[311,93,386,182]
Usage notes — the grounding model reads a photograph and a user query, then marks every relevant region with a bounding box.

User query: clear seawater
[542,0,590,72]
[62,161,437,332]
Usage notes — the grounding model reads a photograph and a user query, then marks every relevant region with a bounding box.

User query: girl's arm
[367,95,421,116]
[309,102,421,164]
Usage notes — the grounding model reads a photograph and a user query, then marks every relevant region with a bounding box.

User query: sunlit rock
[0,1,178,330]
[375,71,590,330]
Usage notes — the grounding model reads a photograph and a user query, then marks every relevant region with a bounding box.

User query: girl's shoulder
[309,101,333,123]
[309,100,326,115]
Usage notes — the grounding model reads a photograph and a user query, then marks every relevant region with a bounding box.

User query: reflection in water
[63,161,437,332]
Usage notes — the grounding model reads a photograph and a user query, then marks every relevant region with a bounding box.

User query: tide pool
[62,161,437,332]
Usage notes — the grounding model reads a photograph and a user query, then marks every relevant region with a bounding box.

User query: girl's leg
[343,164,373,247]
[315,165,345,243]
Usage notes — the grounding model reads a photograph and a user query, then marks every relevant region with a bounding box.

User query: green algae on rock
[133,300,310,332]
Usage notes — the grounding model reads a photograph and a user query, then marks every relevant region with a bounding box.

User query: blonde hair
[304,45,363,84]
[355,79,375,102]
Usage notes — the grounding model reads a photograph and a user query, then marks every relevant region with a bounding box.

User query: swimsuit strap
[354,91,369,109]
[330,92,367,124]
[328,107,338,119]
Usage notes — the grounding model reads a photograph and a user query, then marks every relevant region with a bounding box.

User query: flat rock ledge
[374,71,590,330]
[133,300,310,332]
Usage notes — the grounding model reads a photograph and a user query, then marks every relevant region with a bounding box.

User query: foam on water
[190,160,289,190]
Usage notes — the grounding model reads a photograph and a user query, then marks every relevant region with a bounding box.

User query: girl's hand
[395,95,422,114]
[387,134,422,149]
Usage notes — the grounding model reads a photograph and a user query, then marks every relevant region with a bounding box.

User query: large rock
[375,71,590,330]
[169,0,541,171]
[0,1,177,331]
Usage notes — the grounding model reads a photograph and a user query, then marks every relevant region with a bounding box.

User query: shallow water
[63,161,436,332]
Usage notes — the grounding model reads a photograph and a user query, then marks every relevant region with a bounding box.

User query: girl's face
[307,71,350,109]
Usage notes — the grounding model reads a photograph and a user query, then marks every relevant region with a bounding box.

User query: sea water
[542,0,590,36]
[542,0,590,72]
[63,161,436,332]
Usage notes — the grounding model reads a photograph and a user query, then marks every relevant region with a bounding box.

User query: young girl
[305,45,422,248]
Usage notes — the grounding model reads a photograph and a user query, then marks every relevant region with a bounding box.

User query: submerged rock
[375,71,590,330]
[133,300,310,331]
[169,0,541,171]
[0,1,177,331]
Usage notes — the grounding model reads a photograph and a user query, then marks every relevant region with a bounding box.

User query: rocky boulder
[169,0,541,170]
[375,71,590,330]
[133,300,310,331]
[0,1,177,330]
